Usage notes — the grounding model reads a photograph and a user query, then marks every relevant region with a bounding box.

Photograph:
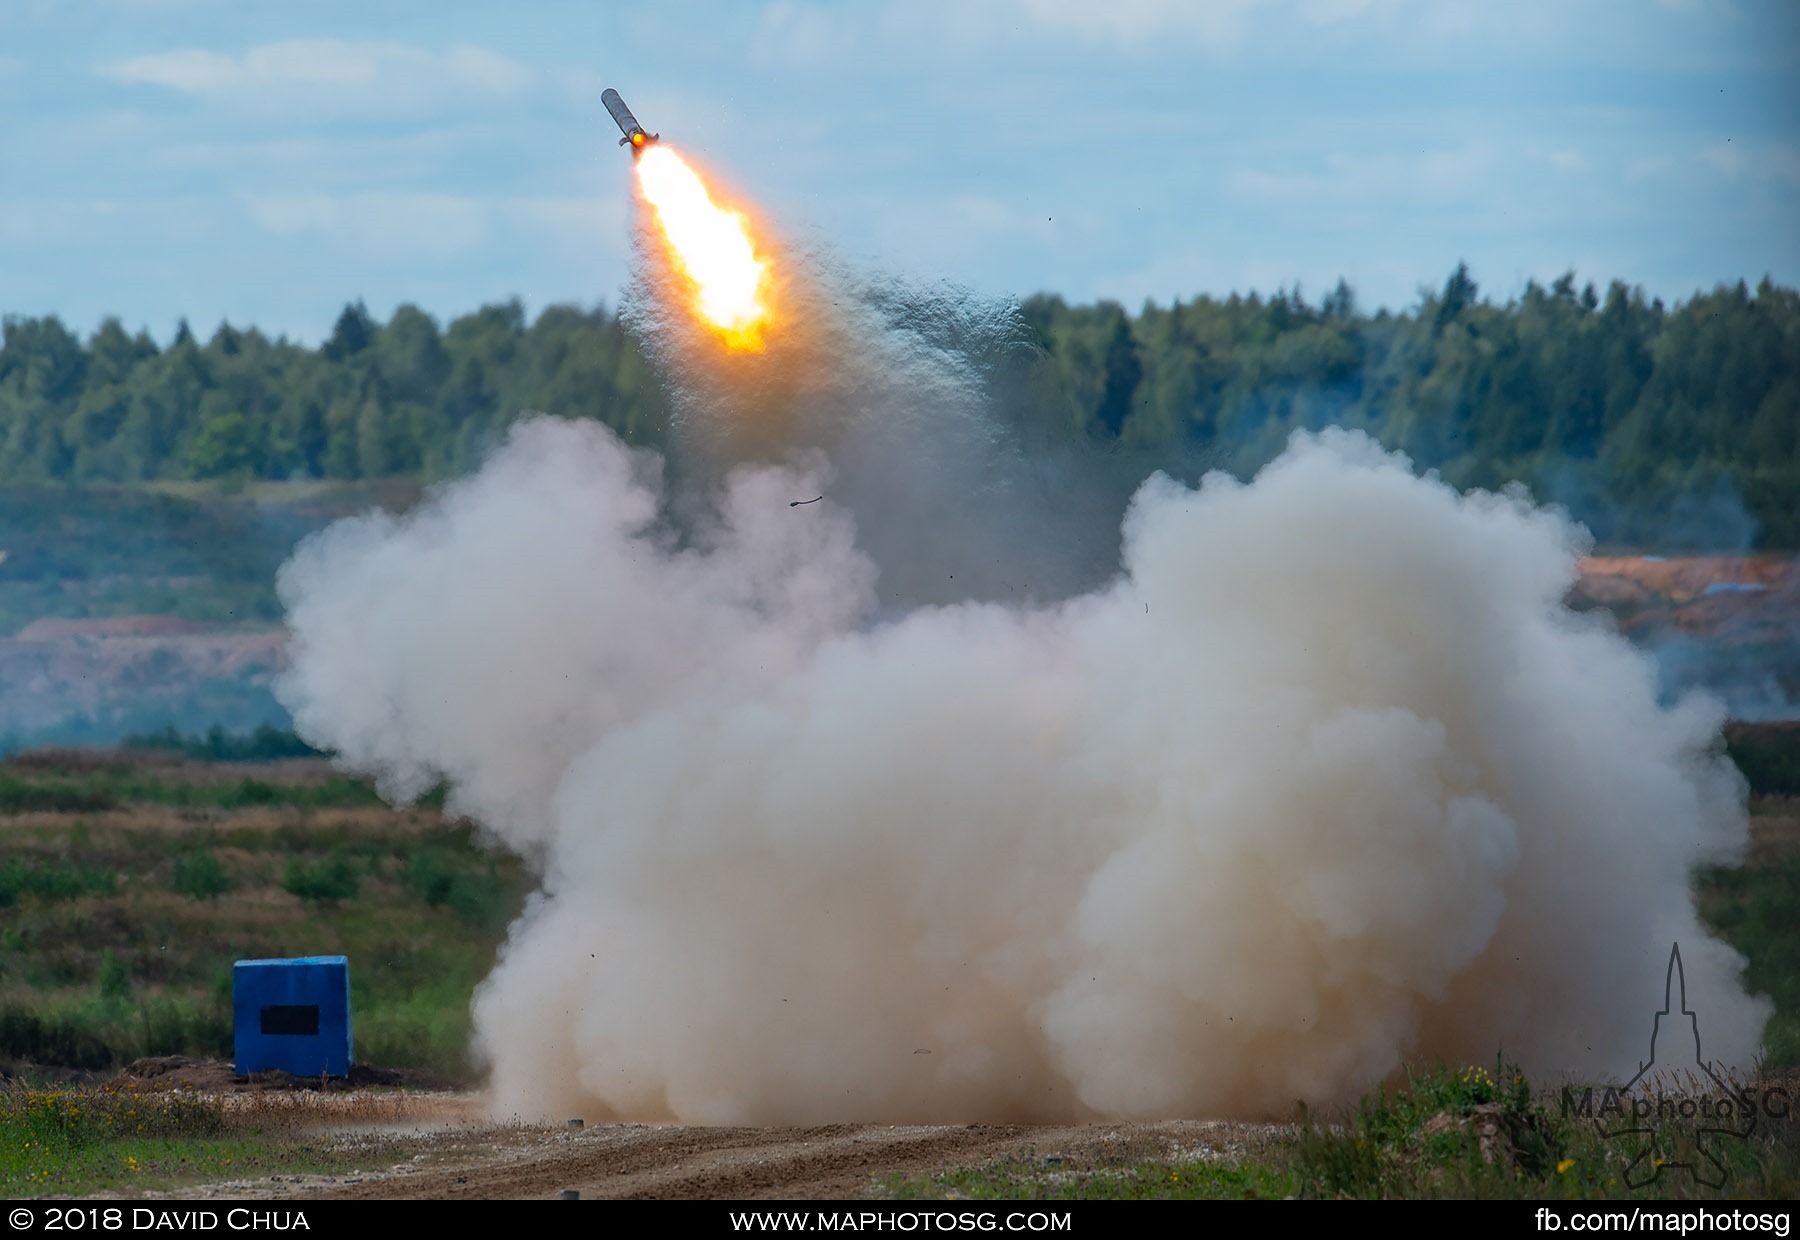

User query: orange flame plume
[634,146,772,351]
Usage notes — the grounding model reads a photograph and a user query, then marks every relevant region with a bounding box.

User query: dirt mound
[118,1056,244,1091]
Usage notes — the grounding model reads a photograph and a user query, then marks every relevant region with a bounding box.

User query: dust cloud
[275,232,1769,1123]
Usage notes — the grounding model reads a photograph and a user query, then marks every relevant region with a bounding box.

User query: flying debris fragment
[603,88,659,155]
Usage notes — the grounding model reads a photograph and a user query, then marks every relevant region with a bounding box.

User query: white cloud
[1016,0,1270,46]
[1698,140,1800,187]
[100,40,530,115]
[947,194,1046,235]
[1227,168,1323,199]
[1700,141,1744,178]
[696,0,1234,63]
[510,195,624,236]
[0,196,228,253]
[863,0,1572,60]
[244,193,343,236]
[750,2,846,66]
[1298,0,1380,23]
[1773,145,1800,188]
[241,192,623,262]
[245,191,487,259]
[1226,146,1496,206]
[730,0,1663,81]
[0,203,75,247]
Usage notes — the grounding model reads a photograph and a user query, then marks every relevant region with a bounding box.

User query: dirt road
[181,1100,1278,1200]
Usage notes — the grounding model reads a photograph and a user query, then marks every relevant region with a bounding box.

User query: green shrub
[0,859,117,908]
[214,779,279,808]
[0,993,232,1070]
[169,850,230,900]
[283,852,359,903]
[402,847,507,927]
[121,723,322,762]
[1700,855,1800,1068]
[1290,1060,1561,1198]
[0,776,116,814]
[351,987,475,1081]
[1726,723,1800,796]
[96,952,131,1004]
[134,996,232,1061]
[0,1004,115,1069]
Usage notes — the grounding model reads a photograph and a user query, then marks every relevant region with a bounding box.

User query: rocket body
[603,88,658,154]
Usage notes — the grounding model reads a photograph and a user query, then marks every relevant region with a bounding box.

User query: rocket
[603,88,659,156]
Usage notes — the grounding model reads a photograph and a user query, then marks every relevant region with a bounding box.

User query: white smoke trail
[275,395,1768,1122]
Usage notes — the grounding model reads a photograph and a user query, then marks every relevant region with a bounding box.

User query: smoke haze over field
[274,238,1771,1123]
[623,212,1134,611]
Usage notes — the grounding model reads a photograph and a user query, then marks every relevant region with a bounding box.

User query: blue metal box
[232,956,352,1077]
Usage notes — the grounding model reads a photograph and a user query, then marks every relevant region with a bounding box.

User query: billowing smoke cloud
[275,256,1769,1124]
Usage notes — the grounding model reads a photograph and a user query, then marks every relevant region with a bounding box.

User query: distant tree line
[1021,269,1800,547]
[122,722,323,762]
[2,265,1796,545]
[0,299,670,488]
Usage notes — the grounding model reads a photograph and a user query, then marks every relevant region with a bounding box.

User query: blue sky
[1,0,1796,343]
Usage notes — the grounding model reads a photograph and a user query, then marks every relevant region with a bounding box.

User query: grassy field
[0,1079,438,1196]
[0,744,1794,1200]
[0,749,528,1084]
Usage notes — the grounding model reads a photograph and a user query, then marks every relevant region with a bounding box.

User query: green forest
[2,264,1797,546]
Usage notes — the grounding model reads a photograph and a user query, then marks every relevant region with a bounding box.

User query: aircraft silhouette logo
[1595,943,1754,1189]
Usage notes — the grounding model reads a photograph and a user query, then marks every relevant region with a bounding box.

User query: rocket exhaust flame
[634,146,771,351]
